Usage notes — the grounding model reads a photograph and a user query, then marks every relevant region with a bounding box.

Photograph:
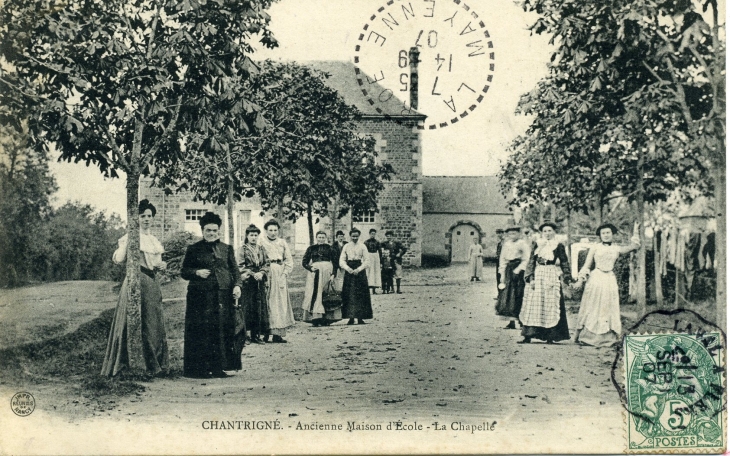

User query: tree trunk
[276,197,284,227]
[538,204,545,227]
[307,202,314,246]
[331,197,338,238]
[653,230,664,306]
[227,179,235,247]
[550,201,557,223]
[714,165,725,328]
[566,208,572,261]
[635,152,647,316]
[226,151,235,246]
[124,169,145,372]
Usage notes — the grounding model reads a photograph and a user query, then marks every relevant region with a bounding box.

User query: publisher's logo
[11,392,35,417]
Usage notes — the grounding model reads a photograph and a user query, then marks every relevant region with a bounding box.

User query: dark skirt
[342,260,373,319]
[241,277,269,335]
[101,268,169,377]
[184,287,240,376]
[495,259,525,319]
[521,295,571,342]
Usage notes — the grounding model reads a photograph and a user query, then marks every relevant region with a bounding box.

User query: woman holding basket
[301,231,341,326]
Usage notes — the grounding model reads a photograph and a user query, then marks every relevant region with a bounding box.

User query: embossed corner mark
[11,392,35,417]
[621,331,725,454]
[353,0,495,130]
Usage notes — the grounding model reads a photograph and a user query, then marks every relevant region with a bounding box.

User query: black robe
[181,239,243,376]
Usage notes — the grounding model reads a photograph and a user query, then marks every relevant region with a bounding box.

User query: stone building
[422,176,513,263]
[140,60,426,265]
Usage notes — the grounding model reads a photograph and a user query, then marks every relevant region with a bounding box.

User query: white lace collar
[535,238,559,261]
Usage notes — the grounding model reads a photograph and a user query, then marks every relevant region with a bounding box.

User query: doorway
[450,224,479,262]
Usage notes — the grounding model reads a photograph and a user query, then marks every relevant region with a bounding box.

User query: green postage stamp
[623,332,725,453]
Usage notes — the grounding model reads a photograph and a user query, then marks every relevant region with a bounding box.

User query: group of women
[495,221,640,347]
[101,202,375,378]
[301,228,374,326]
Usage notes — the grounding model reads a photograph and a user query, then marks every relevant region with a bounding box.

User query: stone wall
[138,178,291,252]
[422,213,513,262]
[358,117,423,266]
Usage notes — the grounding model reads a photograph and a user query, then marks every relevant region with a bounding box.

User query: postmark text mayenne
[354,0,495,130]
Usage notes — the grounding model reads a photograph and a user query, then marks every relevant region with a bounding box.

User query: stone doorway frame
[445,220,485,264]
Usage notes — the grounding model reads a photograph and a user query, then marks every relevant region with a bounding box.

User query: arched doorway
[447,221,483,263]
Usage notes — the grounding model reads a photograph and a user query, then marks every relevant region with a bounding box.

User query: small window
[471,231,475,235]
[184,209,207,234]
[185,209,206,221]
[456,231,461,235]
[353,209,376,223]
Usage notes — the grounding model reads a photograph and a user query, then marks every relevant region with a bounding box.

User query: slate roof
[423,176,511,214]
[305,61,425,118]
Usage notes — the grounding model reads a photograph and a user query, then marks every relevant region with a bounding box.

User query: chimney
[409,46,419,111]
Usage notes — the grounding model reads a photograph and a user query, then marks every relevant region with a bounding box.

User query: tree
[0,126,56,286]
[38,202,125,282]
[503,0,720,316]
[0,0,277,372]
[157,61,393,245]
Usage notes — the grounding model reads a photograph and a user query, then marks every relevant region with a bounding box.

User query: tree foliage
[0,126,56,286]
[0,0,278,371]
[500,0,721,212]
[157,61,393,223]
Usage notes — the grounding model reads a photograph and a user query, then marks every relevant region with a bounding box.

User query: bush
[161,231,199,282]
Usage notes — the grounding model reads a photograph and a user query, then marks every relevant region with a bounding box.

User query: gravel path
[0,264,626,453]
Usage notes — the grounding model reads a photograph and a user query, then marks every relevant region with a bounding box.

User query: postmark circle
[10,391,35,417]
[354,0,495,130]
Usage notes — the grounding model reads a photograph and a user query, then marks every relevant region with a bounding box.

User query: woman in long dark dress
[339,228,373,325]
[518,222,572,344]
[181,212,242,378]
[301,231,341,326]
[102,199,169,377]
[237,224,270,344]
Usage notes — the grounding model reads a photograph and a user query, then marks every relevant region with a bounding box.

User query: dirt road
[0,264,625,453]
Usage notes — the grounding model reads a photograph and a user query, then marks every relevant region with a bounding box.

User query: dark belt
[536,258,557,266]
[270,259,283,264]
[140,266,156,279]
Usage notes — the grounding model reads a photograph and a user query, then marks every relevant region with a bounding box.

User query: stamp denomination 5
[623,332,724,452]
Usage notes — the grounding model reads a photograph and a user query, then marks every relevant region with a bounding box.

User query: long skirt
[575,269,621,347]
[333,268,345,293]
[495,259,524,320]
[342,260,373,319]
[242,277,269,336]
[267,263,295,336]
[519,264,570,342]
[302,261,340,322]
[184,287,238,376]
[101,268,169,377]
[468,254,483,279]
[366,252,382,288]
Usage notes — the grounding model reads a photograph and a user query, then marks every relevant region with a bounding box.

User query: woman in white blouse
[572,223,639,347]
[339,228,373,325]
[101,199,169,377]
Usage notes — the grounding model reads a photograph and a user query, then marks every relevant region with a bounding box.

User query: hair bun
[138,199,157,216]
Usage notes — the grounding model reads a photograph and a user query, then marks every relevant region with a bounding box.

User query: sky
[49,0,553,219]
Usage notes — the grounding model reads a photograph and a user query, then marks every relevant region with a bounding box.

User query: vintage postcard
[0,0,726,453]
